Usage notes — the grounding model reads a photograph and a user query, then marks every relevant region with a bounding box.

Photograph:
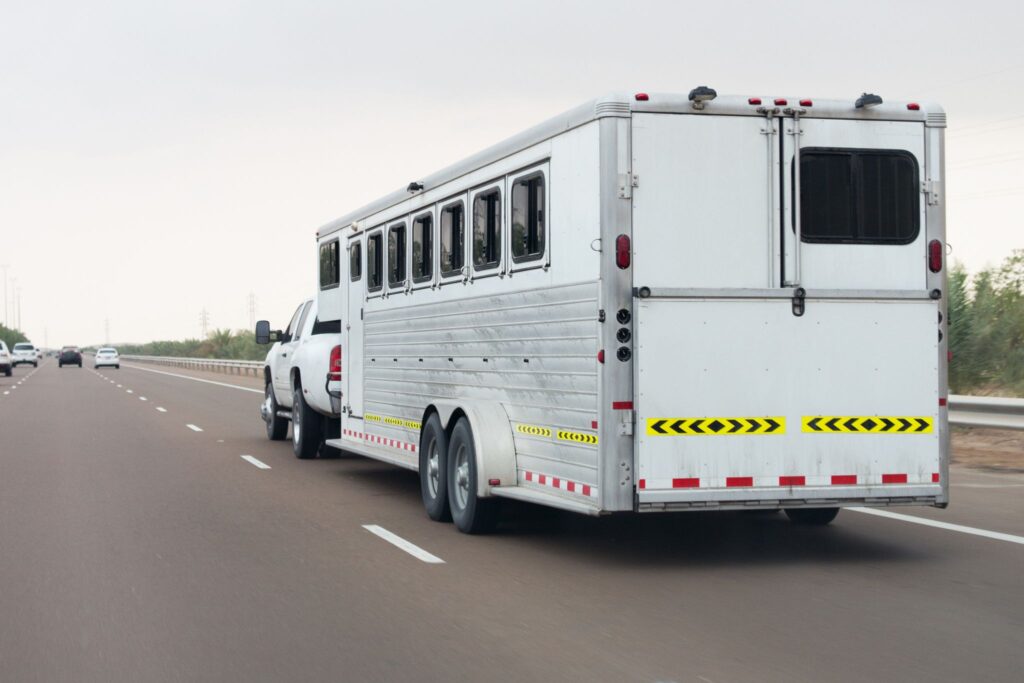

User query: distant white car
[0,341,11,376]
[11,343,38,368]
[94,347,121,369]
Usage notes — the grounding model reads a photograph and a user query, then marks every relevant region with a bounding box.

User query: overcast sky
[1,0,1021,346]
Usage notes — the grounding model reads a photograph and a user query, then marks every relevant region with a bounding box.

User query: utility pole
[104,318,110,345]
[200,308,210,337]
[15,286,21,330]
[9,276,16,329]
[0,264,8,326]
[247,292,257,329]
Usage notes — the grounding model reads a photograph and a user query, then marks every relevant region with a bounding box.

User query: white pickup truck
[256,298,342,458]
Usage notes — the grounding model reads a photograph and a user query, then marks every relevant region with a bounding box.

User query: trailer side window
[798,148,919,244]
[412,213,433,282]
[319,240,340,290]
[511,172,545,262]
[440,201,465,277]
[367,231,383,292]
[388,222,407,288]
[473,188,501,270]
[349,242,361,282]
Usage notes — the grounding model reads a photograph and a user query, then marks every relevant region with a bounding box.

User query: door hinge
[618,173,639,199]
[617,410,635,436]
[922,180,941,206]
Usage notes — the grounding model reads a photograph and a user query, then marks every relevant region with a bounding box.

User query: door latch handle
[791,287,806,317]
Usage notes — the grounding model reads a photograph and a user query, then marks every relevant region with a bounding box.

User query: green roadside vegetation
[117,329,264,361]
[0,323,29,346]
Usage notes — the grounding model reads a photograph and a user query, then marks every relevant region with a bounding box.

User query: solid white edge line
[849,507,1024,546]
[186,424,203,432]
[120,364,263,394]
[361,524,445,564]
[240,455,271,470]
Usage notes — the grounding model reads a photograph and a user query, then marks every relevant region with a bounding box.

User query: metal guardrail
[121,355,263,377]
[113,355,1024,430]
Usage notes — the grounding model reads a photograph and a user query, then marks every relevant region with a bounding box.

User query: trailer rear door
[631,112,943,508]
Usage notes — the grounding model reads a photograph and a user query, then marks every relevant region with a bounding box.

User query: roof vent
[926,111,947,128]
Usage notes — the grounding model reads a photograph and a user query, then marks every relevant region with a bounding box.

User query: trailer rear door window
[367,231,383,292]
[349,242,361,282]
[799,148,919,244]
[412,213,433,283]
[511,172,545,261]
[319,240,339,290]
[473,188,501,271]
[440,201,465,277]
[388,222,407,288]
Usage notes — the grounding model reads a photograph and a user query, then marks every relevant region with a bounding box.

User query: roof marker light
[748,97,762,105]
[774,98,787,106]
[799,99,813,107]
[634,92,649,101]
[907,102,920,111]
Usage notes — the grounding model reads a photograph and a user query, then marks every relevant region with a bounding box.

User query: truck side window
[473,188,501,270]
[798,148,919,244]
[412,212,433,283]
[284,303,304,339]
[511,172,545,262]
[367,231,383,292]
[440,200,465,277]
[349,242,362,282]
[293,301,313,341]
[388,222,407,288]
[319,240,340,290]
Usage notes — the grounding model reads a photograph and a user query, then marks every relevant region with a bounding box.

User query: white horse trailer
[316,89,949,533]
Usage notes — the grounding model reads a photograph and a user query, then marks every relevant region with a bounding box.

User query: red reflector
[615,234,631,269]
[907,103,920,111]
[726,477,753,487]
[932,473,940,483]
[488,478,500,486]
[748,97,762,105]
[928,239,943,273]
[672,478,700,488]
[591,420,598,429]
[882,473,908,484]
[832,475,857,485]
[597,349,605,364]
[774,98,787,106]
[939,397,947,407]
[639,479,646,489]
[634,92,649,101]
[612,401,633,410]
[799,99,813,107]
[779,475,806,486]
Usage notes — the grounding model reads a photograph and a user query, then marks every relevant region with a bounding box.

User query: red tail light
[329,345,342,381]
[615,234,631,269]
[928,239,943,273]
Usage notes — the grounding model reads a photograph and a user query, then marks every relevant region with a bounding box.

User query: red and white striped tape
[638,472,940,490]
[343,428,417,453]
[522,470,598,498]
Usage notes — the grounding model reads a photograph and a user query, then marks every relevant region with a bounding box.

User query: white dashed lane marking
[186,424,203,432]
[241,455,271,470]
[362,525,445,564]
[156,407,167,413]
[139,396,147,401]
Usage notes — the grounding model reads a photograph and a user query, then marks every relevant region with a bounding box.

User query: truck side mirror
[255,320,272,345]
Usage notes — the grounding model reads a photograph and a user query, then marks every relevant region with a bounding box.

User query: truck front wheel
[785,508,840,525]
[292,382,321,459]
[263,382,288,441]
[446,417,498,534]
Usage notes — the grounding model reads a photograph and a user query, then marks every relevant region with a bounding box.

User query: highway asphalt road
[1,361,1022,683]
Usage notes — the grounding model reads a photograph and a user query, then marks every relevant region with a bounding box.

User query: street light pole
[0,265,8,326]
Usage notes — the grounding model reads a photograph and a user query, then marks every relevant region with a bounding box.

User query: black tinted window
[511,172,545,261]
[440,201,465,276]
[412,213,433,282]
[319,240,340,289]
[799,149,919,244]
[349,242,361,281]
[388,223,407,288]
[473,189,501,270]
[367,232,383,291]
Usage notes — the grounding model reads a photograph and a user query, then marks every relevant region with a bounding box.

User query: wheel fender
[430,400,516,498]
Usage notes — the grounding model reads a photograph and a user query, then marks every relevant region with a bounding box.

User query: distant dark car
[59,347,82,368]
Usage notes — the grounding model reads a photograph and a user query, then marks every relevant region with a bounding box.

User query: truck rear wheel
[446,417,498,534]
[263,382,288,441]
[419,414,451,522]
[785,507,840,525]
[292,382,321,459]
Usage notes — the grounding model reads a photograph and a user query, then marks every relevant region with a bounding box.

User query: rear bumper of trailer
[636,484,945,512]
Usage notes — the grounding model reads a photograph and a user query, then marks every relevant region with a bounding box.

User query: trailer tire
[447,417,498,534]
[263,382,288,441]
[292,382,321,459]
[419,414,452,522]
[785,507,840,525]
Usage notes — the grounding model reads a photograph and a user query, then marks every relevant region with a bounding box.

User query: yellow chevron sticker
[402,419,422,430]
[365,413,420,430]
[556,429,599,446]
[516,424,553,438]
[802,416,934,434]
[645,416,786,436]
[364,414,382,423]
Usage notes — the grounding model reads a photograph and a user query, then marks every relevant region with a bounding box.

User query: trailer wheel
[785,507,840,525]
[447,417,498,534]
[418,414,451,522]
[263,382,288,441]
[292,382,321,459]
